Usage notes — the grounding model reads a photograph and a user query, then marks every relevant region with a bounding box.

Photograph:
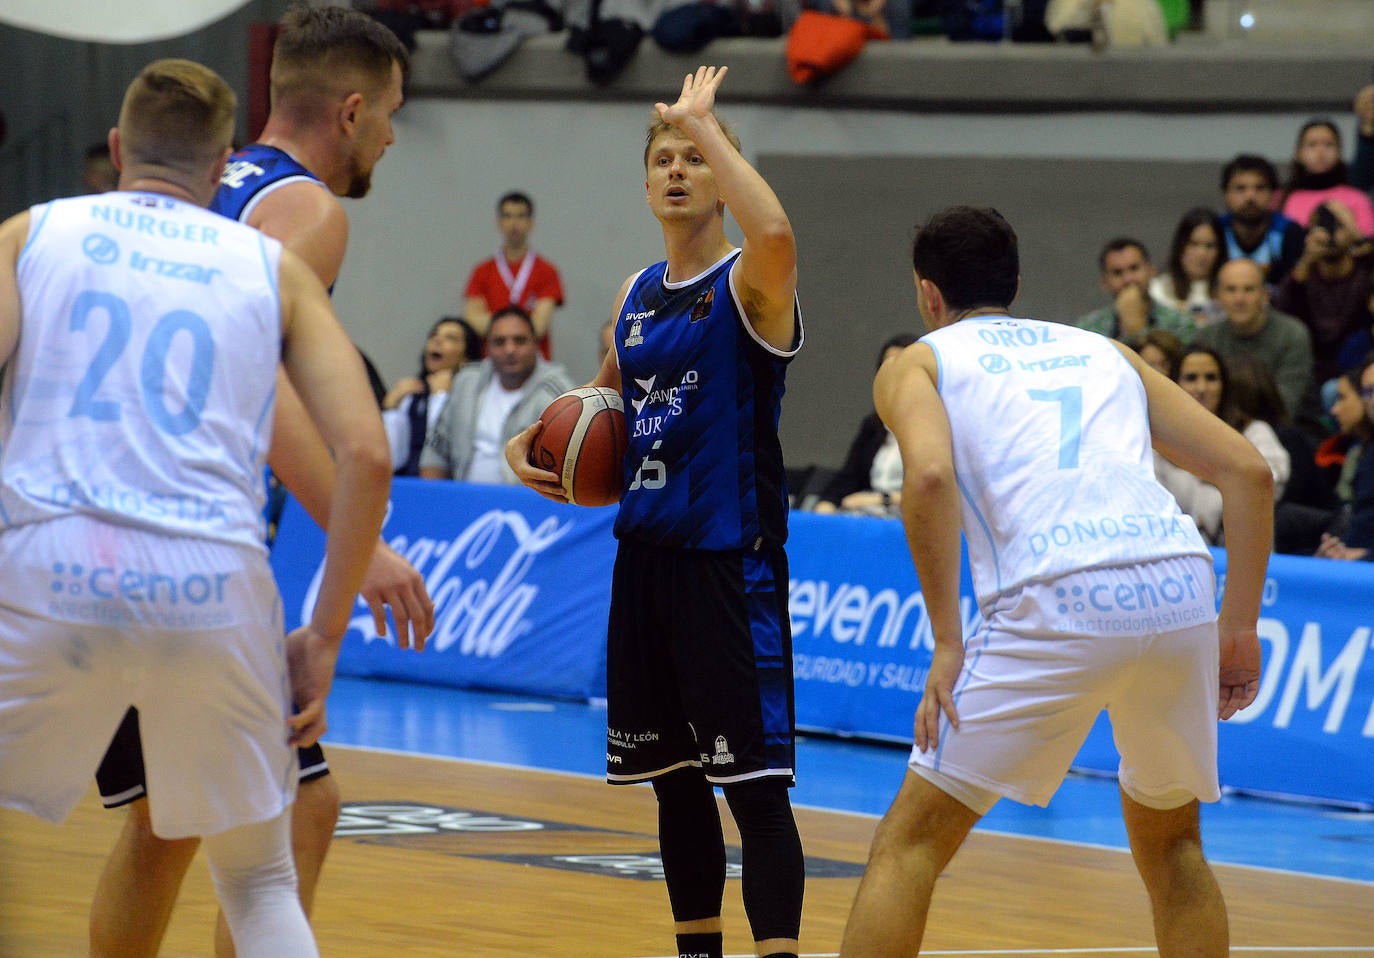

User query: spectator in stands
[1196,257,1320,434]
[1351,82,1374,194]
[1276,199,1374,386]
[420,305,574,483]
[1075,237,1194,343]
[1316,358,1374,561]
[80,141,119,193]
[1278,118,1374,236]
[1217,153,1306,290]
[383,316,481,476]
[1133,327,1185,378]
[463,190,565,358]
[1229,352,1337,554]
[1150,206,1224,327]
[1155,346,1289,545]
[812,332,917,516]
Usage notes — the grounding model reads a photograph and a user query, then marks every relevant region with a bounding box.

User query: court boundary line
[323,743,1374,889]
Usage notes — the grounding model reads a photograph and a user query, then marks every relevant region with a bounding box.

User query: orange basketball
[528,386,628,507]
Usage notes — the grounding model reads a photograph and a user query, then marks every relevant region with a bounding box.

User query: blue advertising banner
[271,482,1374,807]
[270,478,614,702]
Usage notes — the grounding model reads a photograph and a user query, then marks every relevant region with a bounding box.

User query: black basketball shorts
[95,705,330,809]
[605,539,796,785]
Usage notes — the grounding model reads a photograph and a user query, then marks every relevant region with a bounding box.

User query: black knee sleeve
[722,778,804,942]
[652,768,726,923]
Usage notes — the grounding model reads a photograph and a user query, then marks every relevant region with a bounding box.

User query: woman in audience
[1132,327,1185,378]
[1154,346,1290,545]
[1316,358,1374,560]
[1278,118,1374,235]
[812,332,917,515]
[1149,206,1224,327]
[383,316,481,475]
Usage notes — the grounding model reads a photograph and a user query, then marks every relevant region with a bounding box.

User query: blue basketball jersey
[613,250,803,551]
[211,146,328,290]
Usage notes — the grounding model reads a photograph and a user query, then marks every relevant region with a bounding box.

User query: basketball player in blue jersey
[87,9,426,958]
[0,58,391,956]
[509,66,805,958]
[839,206,1274,958]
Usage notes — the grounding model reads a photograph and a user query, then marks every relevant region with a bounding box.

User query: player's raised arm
[656,66,796,351]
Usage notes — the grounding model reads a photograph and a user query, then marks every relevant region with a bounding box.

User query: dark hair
[1340,361,1374,442]
[498,191,533,216]
[1133,328,1186,379]
[1097,237,1149,273]
[1281,118,1350,204]
[1221,153,1278,192]
[910,206,1019,312]
[1226,351,1289,428]
[488,304,536,336]
[1177,345,1240,429]
[1163,207,1224,303]
[875,332,918,371]
[272,4,410,104]
[415,316,481,378]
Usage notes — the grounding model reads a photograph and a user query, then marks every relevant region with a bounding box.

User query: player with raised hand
[508,65,806,958]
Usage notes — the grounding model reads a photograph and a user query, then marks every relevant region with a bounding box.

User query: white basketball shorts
[0,516,297,838]
[911,553,1220,812]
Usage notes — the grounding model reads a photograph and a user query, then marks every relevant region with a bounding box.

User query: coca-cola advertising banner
[271,482,1374,805]
[270,478,613,701]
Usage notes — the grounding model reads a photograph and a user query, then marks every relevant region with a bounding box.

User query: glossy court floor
[3,674,1370,957]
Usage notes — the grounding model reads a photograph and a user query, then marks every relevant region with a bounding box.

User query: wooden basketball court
[2,745,1370,957]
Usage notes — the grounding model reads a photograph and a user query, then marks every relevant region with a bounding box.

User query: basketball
[529,386,628,506]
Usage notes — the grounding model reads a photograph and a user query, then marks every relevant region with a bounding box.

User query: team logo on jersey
[689,287,714,323]
[624,318,644,348]
[82,233,120,266]
[979,354,1012,374]
[708,736,735,766]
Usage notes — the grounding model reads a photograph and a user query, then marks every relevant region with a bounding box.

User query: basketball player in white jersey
[839,206,1273,958]
[88,10,429,957]
[0,59,391,956]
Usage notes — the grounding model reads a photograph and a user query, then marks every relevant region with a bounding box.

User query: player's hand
[286,624,341,747]
[655,65,727,131]
[914,642,963,752]
[360,540,435,651]
[1217,623,1261,720]
[504,420,568,503]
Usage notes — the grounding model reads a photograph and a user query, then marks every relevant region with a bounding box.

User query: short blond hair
[643,114,741,169]
[118,59,236,177]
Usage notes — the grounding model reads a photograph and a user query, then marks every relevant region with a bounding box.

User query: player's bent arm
[462,295,492,337]
[249,184,349,289]
[875,346,963,646]
[875,345,965,747]
[278,249,391,640]
[1120,345,1272,715]
[665,67,797,351]
[0,212,30,364]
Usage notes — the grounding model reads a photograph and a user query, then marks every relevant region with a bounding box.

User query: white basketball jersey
[920,317,1209,609]
[2,192,283,549]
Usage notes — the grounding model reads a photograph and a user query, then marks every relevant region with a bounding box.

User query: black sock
[676,931,722,958]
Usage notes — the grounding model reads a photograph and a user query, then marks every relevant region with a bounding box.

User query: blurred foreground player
[508,66,806,958]
[0,58,391,956]
[88,8,427,957]
[839,206,1273,958]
